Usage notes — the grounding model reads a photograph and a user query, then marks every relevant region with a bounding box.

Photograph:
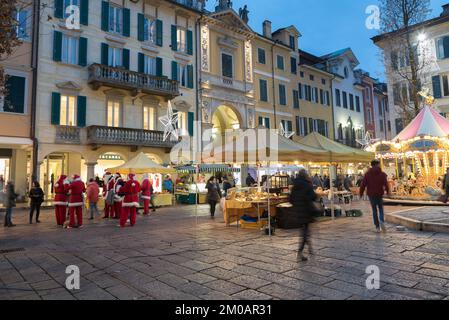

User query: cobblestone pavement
[1,202,449,300]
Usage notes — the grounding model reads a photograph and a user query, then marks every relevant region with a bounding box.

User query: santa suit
[103,173,115,218]
[113,175,125,219]
[54,175,70,226]
[120,174,141,227]
[68,175,86,228]
[140,175,153,215]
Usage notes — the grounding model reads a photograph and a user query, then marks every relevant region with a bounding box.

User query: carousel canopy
[299,132,374,163]
[395,105,449,141]
[107,152,176,174]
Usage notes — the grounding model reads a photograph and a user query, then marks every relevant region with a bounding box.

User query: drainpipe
[271,40,279,129]
[30,0,40,182]
[195,13,204,164]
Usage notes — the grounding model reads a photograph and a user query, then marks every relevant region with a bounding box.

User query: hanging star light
[356,131,380,149]
[279,122,294,139]
[159,101,179,142]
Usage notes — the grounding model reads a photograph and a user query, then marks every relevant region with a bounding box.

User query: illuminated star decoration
[356,131,380,149]
[279,122,294,139]
[159,101,179,141]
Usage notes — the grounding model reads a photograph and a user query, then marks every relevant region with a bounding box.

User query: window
[143,106,156,130]
[293,90,299,109]
[279,84,286,105]
[109,5,123,34]
[289,35,296,50]
[300,71,304,78]
[107,99,121,127]
[259,117,270,128]
[320,89,324,105]
[443,75,449,97]
[388,120,391,132]
[61,34,79,65]
[344,66,349,78]
[291,57,297,74]
[143,55,157,75]
[60,95,77,126]
[177,27,187,53]
[64,0,79,17]
[326,91,330,106]
[342,91,348,109]
[367,108,372,123]
[1,75,26,114]
[321,79,326,85]
[222,53,233,78]
[298,83,304,100]
[355,96,361,112]
[335,89,341,107]
[378,100,383,116]
[436,36,449,60]
[379,119,384,132]
[314,87,319,103]
[108,47,123,68]
[309,75,314,81]
[177,111,188,136]
[277,55,284,70]
[178,64,189,88]
[259,79,268,102]
[143,16,157,43]
[349,93,354,110]
[258,48,266,64]
[298,117,308,136]
[16,8,29,39]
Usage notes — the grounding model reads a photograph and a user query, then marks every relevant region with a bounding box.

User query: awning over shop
[299,132,374,163]
[0,136,33,149]
[177,164,240,174]
[107,152,176,174]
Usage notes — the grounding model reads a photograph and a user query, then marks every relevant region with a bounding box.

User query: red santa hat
[114,172,122,179]
[103,171,112,177]
[73,174,81,181]
[128,173,136,180]
[59,175,67,180]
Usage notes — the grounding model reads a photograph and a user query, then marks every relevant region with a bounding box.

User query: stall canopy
[177,164,241,174]
[394,105,449,141]
[107,152,176,174]
[299,132,374,163]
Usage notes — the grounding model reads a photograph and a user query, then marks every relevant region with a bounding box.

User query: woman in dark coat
[3,180,18,227]
[206,177,221,218]
[29,181,44,224]
[290,170,317,261]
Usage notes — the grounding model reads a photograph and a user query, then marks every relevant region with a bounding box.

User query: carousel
[367,92,449,203]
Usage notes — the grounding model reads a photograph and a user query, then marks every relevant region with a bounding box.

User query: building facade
[355,69,376,138]
[35,0,202,195]
[0,0,36,197]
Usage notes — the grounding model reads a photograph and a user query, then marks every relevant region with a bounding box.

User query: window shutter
[122,8,130,37]
[173,109,179,129]
[171,25,178,51]
[326,91,330,106]
[101,43,109,65]
[80,0,89,25]
[54,0,63,19]
[122,48,130,70]
[171,61,178,81]
[156,57,163,77]
[51,92,61,125]
[266,118,270,129]
[77,96,87,128]
[433,75,442,99]
[290,57,297,74]
[78,37,88,67]
[156,20,163,47]
[187,65,194,89]
[101,1,109,32]
[137,13,145,42]
[260,80,267,102]
[444,37,449,59]
[187,30,193,55]
[287,121,293,133]
[188,112,194,136]
[4,76,25,114]
[53,31,62,62]
[295,117,300,135]
[293,90,299,109]
[138,53,145,73]
[309,118,314,133]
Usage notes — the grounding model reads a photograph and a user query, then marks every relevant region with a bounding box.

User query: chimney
[263,20,272,38]
[441,3,449,16]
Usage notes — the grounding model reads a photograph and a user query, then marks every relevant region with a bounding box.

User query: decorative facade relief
[245,40,253,83]
[247,107,255,128]
[201,99,211,123]
[201,25,210,72]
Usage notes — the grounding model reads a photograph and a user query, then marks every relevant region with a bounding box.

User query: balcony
[202,73,253,94]
[88,64,180,100]
[87,126,179,150]
[171,0,205,11]
[55,126,81,144]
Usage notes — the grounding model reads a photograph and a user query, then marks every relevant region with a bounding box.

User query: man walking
[86,178,100,220]
[360,160,390,233]
[67,174,86,228]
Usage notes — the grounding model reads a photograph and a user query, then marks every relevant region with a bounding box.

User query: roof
[298,49,324,65]
[320,47,360,68]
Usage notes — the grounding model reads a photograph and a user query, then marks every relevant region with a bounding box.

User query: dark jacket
[29,187,44,205]
[206,182,222,202]
[222,181,232,195]
[360,167,390,198]
[3,183,18,208]
[289,177,317,224]
[246,175,255,187]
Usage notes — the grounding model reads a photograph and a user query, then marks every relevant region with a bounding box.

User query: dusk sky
[206,0,448,82]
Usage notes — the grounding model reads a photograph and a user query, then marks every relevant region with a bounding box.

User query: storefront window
[0,158,10,188]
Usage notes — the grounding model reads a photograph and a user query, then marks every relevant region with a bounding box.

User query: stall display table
[153,193,173,207]
[175,192,207,205]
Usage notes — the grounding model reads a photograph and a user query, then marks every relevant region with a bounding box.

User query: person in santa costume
[103,172,115,219]
[141,174,156,215]
[67,174,86,228]
[120,173,141,227]
[113,173,125,219]
[53,175,70,226]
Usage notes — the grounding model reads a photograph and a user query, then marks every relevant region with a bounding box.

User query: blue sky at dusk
[206,0,448,81]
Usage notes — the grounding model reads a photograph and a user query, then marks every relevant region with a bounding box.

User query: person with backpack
[141,174,156,215]
[29,181,44,224]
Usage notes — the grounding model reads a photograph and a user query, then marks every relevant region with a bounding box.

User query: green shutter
[156,20,163,47]
[171,61,178,81]
[138,53,145,73]
[78,37,87,67]
[122,8,130,37]
[443,37,449,59]
[51,92,61,125]
[54,0,63,19]
[187,65,194,89]
[80,0,89,25]
[77,96,87,127]
[137,13,145,41]
[260,80,267,102]
[266,118,270,129]
[156,57,163,77]
[171,25,177,51]
[188,112,194,137]
[122,48,130,70]
[295,116,300,135]
[4,76,25,114]
[288,121,293,133]
[433,75,442,99]
[101,43,109,65]
[187,30,193,55]
[259,117,263,126]
[101,1,109,31]
[53,31,62,62]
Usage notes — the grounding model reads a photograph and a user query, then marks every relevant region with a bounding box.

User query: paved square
[1,202,449,300]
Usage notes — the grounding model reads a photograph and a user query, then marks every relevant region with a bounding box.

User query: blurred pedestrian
[141,174,156,215]
[162,175,174,194]
[206,177,221,218]
[29,181,44,224]
[246,173,256,187]
[86,178,100,220]
[222,177,232,197]
[3,180,18,227]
